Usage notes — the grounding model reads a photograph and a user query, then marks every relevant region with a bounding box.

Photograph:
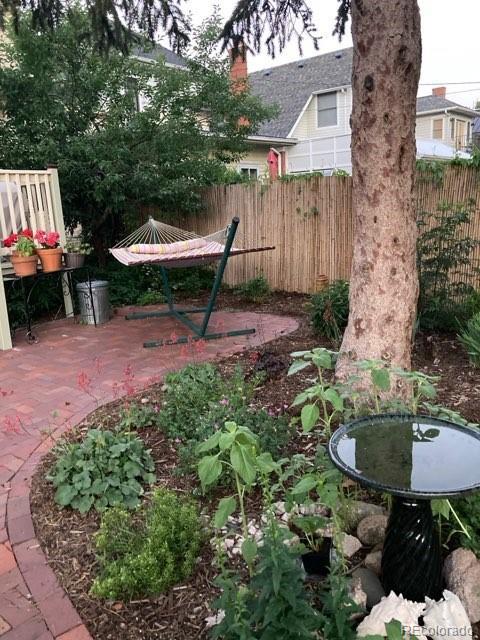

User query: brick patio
[0,307,298,639]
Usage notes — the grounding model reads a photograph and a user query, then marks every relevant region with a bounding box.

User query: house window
[317,92,337,128]
[432,118,443,139]
[240,167,259,179]
[450,118,455,140]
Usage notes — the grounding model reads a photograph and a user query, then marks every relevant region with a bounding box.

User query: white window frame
[316,91,338,130]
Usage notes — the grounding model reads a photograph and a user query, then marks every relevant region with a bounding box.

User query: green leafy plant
[288,348,344,436]
[234,275,271,303]
[157,363,260,441]
[458,312,480,366]
[135,290,165,306]
[91,488,202,599]
[48,429,156,513]
[310,280,349,343]
[118,403,161,430]
[211,514,322,640]
[197,421,280,572]
[417,199,480,331]
[64,238,93,254]
[318,567,361,640]
[178,403,290,473]
[450,494,480,555]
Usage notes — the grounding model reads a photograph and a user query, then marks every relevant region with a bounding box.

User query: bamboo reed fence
[172,166,480,294]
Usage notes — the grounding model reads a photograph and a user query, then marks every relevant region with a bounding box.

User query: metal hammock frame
[111,217,274,348]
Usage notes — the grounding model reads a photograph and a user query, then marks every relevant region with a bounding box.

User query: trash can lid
[76,280,109,290]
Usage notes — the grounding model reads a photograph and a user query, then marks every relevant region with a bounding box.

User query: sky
[177,0,480,109]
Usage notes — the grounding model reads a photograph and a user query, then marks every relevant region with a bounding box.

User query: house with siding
[235,47,478,177]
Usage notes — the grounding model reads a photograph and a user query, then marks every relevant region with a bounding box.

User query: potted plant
[64,238,92,269]
[3,229,38,277]
[34,230,62,272]
[292,515,332,577]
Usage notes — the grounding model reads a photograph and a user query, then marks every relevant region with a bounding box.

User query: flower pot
[10,253,38,277]
[301,537,332,577]
[37,247,63,272]
[65,253,85,269]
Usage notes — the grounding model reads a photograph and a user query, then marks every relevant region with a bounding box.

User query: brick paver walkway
[0,307,298,639]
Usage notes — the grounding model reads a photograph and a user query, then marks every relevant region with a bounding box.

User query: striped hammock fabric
[129,238,207,255]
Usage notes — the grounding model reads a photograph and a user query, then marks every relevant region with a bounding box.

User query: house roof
[416,95,477,116]
[249,47,353,138]
[133,44,187,68]
[249,47,476,138]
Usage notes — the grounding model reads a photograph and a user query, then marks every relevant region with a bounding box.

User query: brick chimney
[230,43,247,93]
[432,86,446,98]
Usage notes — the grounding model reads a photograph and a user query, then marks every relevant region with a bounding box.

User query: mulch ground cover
[30,290,480,640]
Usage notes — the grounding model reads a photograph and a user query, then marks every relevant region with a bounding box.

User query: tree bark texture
[337,0,422,379]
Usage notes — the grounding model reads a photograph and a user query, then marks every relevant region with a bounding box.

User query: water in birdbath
[330,415,480,498]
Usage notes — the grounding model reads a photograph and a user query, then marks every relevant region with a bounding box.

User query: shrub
[91,488,202,600]
[234,275,271,303]
[311,280,349,342]
[459,312,480,366]
[157,364,260,441]
[48,429,156,513]
[417,200,479,331]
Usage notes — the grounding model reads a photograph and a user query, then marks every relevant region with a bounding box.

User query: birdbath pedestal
[328,414,480,602]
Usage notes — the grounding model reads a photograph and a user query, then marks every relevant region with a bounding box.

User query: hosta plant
[48,428,156,513]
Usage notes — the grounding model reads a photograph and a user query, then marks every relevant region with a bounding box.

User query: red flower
[20,229,33,238]
[3,233,18,248]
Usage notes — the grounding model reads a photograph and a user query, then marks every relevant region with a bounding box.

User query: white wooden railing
[0,166,70,350]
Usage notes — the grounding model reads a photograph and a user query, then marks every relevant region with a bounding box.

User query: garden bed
[30,291,480,640]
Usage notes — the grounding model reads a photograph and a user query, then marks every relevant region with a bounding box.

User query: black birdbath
[328,414,480,602]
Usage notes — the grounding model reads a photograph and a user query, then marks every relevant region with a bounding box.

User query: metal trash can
[76,280,110,325]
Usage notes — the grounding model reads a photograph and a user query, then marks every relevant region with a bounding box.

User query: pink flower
[35,230,60,248]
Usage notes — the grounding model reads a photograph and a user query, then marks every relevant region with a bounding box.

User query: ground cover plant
[48,428,156,513]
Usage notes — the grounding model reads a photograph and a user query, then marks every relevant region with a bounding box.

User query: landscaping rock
[364,549,382,576]
[342,500,386,531]
[348,576,367,613]
[352,568,386,609]
[357,514,388,546]
[339,533,362,559]
[443,548,480,623]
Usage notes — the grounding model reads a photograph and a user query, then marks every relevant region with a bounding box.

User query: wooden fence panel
[179,167,479,294]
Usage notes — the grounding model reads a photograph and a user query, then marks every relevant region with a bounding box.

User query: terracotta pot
[65,253,85,269]
[37,247,63,272]
[10,253,38,277]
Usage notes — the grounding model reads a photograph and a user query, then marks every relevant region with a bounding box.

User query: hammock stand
[110,217,274,348]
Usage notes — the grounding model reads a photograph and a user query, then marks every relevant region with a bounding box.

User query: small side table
[4,266,95,343]
[328,414,480,602]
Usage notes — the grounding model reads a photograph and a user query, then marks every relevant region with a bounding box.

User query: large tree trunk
[337,0,422,382]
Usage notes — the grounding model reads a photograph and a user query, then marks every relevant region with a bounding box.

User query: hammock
[110,217,272,269]
[109,217,274,348]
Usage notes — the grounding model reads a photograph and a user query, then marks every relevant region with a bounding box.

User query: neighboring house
[473,116,480,151]
[234,47,478,177]
[416,89,477,155]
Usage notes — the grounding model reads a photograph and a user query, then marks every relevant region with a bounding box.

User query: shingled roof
[416,95,477,115]
[133,44,187,68]
[249,47,476,139]
[249,48,353,138]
